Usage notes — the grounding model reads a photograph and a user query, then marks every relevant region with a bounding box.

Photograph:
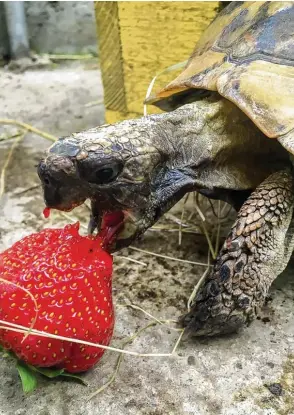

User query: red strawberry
[0,222,114,373]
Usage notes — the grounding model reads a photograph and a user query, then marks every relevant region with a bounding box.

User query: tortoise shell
[147,2,294,153]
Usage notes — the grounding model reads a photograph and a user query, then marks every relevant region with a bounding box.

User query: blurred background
[0,1,222,125]
[0,1,97,59]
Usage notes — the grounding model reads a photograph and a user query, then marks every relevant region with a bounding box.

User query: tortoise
[38,1,294,336]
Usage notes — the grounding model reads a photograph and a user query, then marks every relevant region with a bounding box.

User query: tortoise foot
[183,170,294,337]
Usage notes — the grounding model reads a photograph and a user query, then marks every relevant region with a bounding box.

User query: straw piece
[143,60,188,116]
[0,320,173,357]
[178,194,189,246]
[129,246,212,267]
[187,266,210,311]
[0,119,57,142]
[0,131,27,197]
[45,53,94,60]
[118,303,181,331]
[114,255,147,267]
[84,99,104,108]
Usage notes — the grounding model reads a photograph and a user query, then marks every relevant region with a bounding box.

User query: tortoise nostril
[43,176,50,186]
[37,161,52,187]
[37,161,47,179]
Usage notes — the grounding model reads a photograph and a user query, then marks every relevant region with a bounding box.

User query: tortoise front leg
[181,170,294,336]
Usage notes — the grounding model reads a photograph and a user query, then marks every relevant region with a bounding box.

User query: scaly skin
[181,170,294,336]
[37,96,293,336]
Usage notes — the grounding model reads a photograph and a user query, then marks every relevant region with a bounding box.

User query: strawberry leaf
[27,364,87,385]
[16,361,38,393]
[60,372,88,386]
[27,365,65,378]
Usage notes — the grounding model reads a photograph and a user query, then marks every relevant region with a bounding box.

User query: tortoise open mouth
[43,202,138,251]
[93,208,140,251]
[98,211,125,247]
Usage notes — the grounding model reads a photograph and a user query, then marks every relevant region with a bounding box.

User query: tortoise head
[37,116,196,251]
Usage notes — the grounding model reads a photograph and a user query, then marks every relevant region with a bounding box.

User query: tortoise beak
[37,158,87,211]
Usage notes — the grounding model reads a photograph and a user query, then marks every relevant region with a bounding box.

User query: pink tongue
[100,211,124,245]
[102,211,124,227]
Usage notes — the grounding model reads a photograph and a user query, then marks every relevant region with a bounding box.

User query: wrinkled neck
[144,94,290,192]
[144,94,234,165]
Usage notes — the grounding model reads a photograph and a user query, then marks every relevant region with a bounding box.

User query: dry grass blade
[179,194,189,246]
[214,200,221,254]
[194,193,217,259]
[84,99,104,108]
[187,266,210,311]
[0,314,184,400]
[0,320,174,357]
[114,255,147,267]
[0,131,27,197]
[194,192,206,222]
[0,132,22,142]
[184,193,229,311]
[171,328,185,354]
[45,53,94,60]
[149,225,202,235]
[89,350,124,398]
[15,184,42,196]
[143,60,188,116]
[0,119,57,142]
[118,303,180,331]
[207,197,233,221]
[129,246,212,267]
[165,213,190,227]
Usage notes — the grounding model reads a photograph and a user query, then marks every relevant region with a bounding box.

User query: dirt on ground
[0,62,293,415]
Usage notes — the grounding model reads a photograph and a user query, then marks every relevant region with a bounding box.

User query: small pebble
[265,382,284,396]
[187,355,196,366]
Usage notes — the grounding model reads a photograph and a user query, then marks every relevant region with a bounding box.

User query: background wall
[95,1,220,123]
[0,1,97,59]
[0,3,9,59]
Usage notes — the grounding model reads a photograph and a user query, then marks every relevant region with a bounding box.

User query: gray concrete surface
[0,1,97,58]
[0,63,293,415]
[25,1,97,55]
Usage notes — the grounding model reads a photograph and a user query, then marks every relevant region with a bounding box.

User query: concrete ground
[0,62,293,415]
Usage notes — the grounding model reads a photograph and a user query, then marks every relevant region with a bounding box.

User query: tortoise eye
[78,160,123,185]
[87,163,122,185]
[95,166,119,184]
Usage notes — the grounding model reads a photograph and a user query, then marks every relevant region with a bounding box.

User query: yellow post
[95,1,220,123]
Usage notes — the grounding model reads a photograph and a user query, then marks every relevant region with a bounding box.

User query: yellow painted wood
[104,110,142,125]
[95,2,127,113]
[95,1,220,123]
